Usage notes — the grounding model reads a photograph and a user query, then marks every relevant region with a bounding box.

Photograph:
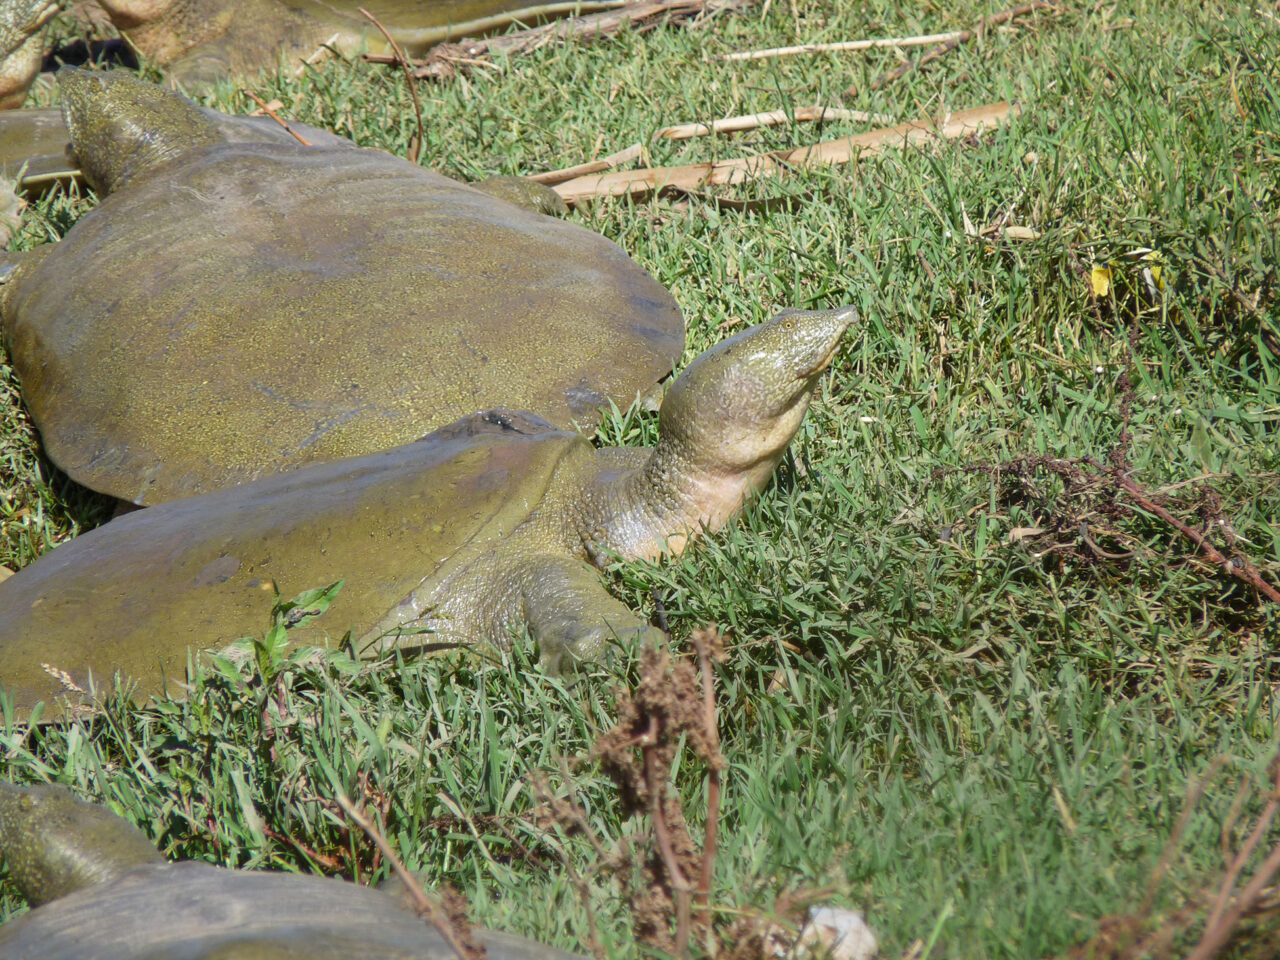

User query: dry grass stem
[553,101,1017,204]
[718,30,966,62]
[866,0,1053,91]
[334,790,486,960]
[527,143,645,184]
[241,91,313,146]
[291,31,341,76]
[690,627,726,927]
[362,0,743,80]
[655,106,893,140]
[1188,758,1280,959]
[358,6,426,162]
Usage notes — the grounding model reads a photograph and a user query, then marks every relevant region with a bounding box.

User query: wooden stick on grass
[655,105,894,140]
[1104,468,1280,607]
[553,100,1017,204]
[868,0,1053,91]
[718,30,965,61]
[527,143,645,185]
[362,0,744,79]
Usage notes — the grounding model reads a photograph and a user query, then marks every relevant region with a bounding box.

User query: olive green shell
[1,860,584,958]
[0,105,356,186]
[2,861,582,959]
[0,782,584,960]
[0,412,590,717]
[1,124,682,504]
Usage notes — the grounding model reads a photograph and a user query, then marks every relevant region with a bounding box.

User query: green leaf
[277,579,346,630]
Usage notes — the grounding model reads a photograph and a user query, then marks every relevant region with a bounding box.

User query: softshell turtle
[0,305,856,719]
[0,0,55,109]
[0,781,587,959]
[0,103,563,212]
[0,0,624,107]
[0,101,355,184]
[0,67,681,505]
[0,100,358,185]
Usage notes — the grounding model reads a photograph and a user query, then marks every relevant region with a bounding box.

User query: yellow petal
[1090,264,1112,297]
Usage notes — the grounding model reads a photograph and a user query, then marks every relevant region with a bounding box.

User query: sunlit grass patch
[2,0,1278,956]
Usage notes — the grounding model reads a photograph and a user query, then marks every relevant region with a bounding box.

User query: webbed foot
[519,554,660,673]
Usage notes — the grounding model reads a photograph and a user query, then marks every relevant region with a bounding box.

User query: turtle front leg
[519,555,662,673]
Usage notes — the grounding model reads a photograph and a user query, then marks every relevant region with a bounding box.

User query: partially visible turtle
[0,67,679,505]
[0,0,55,109]
[0,305,856,719]
[0,0,623,107]
[0,104,562,211]
[0,100,359,186]
[0,781,587,959]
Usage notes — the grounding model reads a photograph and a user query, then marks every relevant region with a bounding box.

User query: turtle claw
[521,555,658,675]
[538,622,664,676]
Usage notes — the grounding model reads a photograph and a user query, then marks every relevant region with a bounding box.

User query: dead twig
[655,105,893,140]
[689,627,726,929]
[718,29,965,62]
[241,91,312,146]
[643,715,695,956]
[1194,758,1280,956]
[363,0,744,80]
[553,101,1017,205]
[260,824,346,871]
[1100,465,1280,607]
[966,454,1280,611]
[291,31,342,77]
[863,0,1053,92]
[527,143,645,185]
[591,633,728,957]
[335,790,486,960]
[1186,755,1280,960]
[358,6,426,162]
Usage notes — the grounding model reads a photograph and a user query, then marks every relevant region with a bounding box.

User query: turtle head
[659,305,856,476]
[57,66,222,194]
[0,781,163,906]
[601,305,855,558]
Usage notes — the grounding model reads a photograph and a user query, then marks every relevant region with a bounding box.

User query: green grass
[2,1,1279,957]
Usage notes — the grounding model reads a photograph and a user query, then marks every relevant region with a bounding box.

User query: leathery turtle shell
[0,782,586,960]
[1,863,584,959]
[1,110,682,505]
[0,104,358,184]
[0,411,585,715]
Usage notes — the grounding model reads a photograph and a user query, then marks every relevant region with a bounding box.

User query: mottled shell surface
[0,104,355,183]
[2,137,681,503]
[0,860,583,959]
[0,413,586,716]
